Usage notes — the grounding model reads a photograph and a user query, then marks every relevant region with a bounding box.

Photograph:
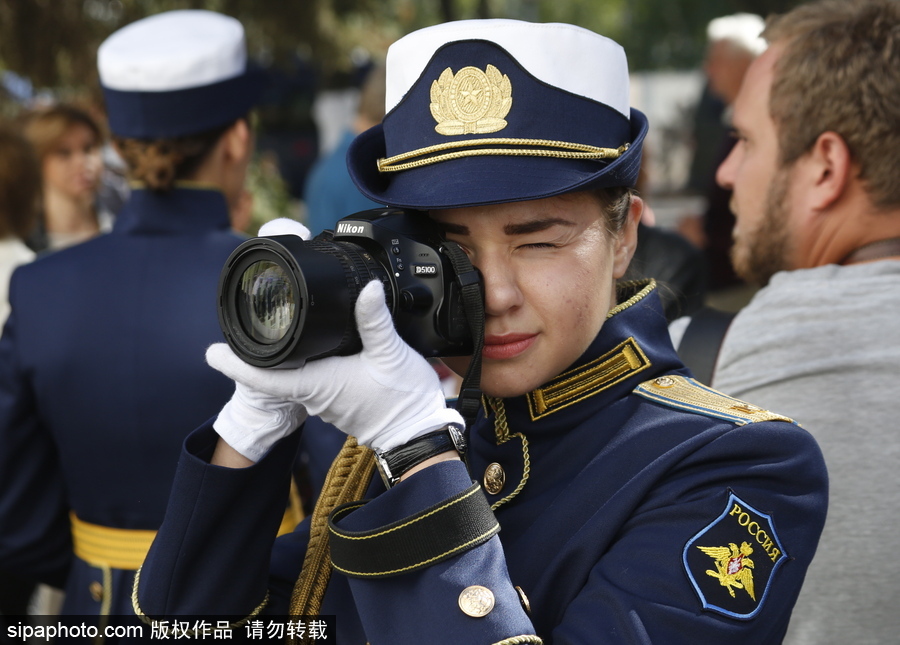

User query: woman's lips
[482,333,537,360]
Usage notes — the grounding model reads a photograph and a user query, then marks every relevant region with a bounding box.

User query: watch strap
[375,424,466,488]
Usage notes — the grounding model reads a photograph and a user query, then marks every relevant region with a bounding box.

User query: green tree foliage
[0,0,805,96]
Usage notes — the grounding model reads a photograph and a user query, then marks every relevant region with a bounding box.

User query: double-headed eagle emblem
[697,541,756,601]
[430,64,513,135]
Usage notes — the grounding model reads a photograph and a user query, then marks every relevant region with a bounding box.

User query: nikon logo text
[336,222,365,234]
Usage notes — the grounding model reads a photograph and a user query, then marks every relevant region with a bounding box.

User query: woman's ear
[612,194,642,279]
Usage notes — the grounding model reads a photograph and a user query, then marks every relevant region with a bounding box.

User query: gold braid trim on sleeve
[288,436,376,643]
[130,566,269,636]
[493,636,543,644]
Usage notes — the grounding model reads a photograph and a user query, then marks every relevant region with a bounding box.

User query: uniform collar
[113,183,233,235]
[483,280,688,438]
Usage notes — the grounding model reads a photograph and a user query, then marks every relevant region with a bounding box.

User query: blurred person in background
[303,63,386,235]
[0,127,40,332]
[624,158,708,321]
[0,9,307,629]
[22,104,111,253]
[679,13,766,311]
[0,126,41,627]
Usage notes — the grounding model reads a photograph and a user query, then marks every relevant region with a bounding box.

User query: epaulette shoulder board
[634,375,797,426]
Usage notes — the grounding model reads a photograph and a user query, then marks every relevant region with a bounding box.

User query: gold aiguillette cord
[287,436,375,644]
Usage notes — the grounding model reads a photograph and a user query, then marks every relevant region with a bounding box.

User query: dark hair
[113,119,238,192]
[22,104,102,162]
[0,127,42,239]
[588,186,635,236]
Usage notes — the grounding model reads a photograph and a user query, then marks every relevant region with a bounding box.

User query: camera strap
[441,241,485,431]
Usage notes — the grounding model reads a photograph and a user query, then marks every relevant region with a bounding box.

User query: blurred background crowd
[0,0,803,316]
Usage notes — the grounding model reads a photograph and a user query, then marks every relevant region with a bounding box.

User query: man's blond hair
[764,0,900,209]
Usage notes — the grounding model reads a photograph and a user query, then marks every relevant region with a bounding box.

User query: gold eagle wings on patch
[430,65,513,135]
[697,541,756,601]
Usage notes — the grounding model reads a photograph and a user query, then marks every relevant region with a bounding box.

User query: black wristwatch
[375,423,467,488]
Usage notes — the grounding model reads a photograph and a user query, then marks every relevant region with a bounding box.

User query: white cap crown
[98,10,247,92]
[385,19,630,118]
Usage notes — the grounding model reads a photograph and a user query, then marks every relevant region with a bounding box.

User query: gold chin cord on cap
[377,139,629,173]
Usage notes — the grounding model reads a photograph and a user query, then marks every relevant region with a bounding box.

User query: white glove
[213,383,309,462]
[211,216,312,462]
[258,217,311,238]
[207,280,463,451]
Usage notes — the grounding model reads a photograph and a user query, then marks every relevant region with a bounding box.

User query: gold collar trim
[607,279,656,319]
[526,336,651,421]
[377,138,629,173]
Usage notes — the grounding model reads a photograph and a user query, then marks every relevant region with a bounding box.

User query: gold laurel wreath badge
[430,64,512,136]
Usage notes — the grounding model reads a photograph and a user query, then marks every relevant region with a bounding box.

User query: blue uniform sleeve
[330,460,538,644]
[0,283,72,588]
[326,422,825,643]
[545,421,827,644]
[136,422,302,617]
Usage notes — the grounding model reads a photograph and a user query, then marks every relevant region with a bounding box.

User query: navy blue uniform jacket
[0,187,245,615]
[137,283,828,643]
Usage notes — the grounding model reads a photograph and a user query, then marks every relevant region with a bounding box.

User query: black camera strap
[440,241,485,431]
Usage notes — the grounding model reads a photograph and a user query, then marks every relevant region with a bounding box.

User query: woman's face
[42,123,102,200]
[431,192,639,399]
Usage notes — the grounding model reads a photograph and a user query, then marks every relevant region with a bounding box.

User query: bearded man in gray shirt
[671,1,900,643]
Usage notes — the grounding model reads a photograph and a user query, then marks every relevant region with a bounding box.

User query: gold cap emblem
[458,585,496,617]
[430,65,512,135]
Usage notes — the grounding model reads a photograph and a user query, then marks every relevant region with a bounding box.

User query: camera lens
[239,260,296,343]
[218,234,392,368]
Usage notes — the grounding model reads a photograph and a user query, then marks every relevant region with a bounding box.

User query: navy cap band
[102,67,266,139]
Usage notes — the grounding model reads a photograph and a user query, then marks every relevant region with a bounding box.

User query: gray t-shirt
[712,261,900,645]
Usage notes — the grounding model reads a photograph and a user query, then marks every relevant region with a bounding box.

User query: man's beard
[731,168,792,287]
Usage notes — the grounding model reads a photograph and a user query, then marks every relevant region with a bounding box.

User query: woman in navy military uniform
[135,20,827,644]
[0,9,283,625]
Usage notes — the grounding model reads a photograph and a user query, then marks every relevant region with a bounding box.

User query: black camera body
[217,208,475,368]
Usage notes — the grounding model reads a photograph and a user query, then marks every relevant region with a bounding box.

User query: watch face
[375,451,397,489]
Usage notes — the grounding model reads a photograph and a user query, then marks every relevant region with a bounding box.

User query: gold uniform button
[458,585,495,618]
[484,462,506,495]
[89,581,104,602]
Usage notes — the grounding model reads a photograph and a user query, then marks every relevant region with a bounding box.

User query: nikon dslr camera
[217,209,477,368]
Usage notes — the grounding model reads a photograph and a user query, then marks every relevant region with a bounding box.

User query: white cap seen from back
[98,9,265,138]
